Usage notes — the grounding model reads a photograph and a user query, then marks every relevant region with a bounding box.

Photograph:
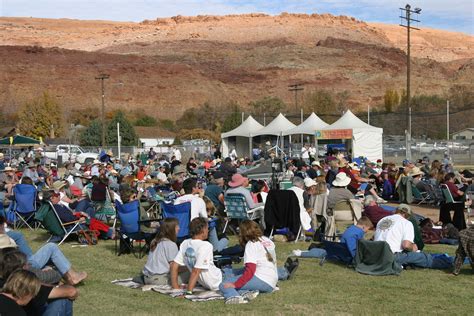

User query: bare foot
[65,270,88,285]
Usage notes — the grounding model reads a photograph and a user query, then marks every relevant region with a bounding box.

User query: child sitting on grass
[292,216,374,260]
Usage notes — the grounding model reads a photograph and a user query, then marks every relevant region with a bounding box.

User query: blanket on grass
[111,278,224,302]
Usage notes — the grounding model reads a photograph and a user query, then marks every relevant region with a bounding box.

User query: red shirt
[445,181,460,198]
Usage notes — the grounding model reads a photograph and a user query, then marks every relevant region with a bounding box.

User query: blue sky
[1,0,472,34]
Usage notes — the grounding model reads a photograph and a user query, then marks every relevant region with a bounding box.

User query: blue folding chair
[321,239,353,266]
[115,200,155,258]
[222,194,263,234]
[161,201,191,240]
[12,184,38,230]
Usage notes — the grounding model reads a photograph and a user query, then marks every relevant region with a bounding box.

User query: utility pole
[400,4,421,160]
[95,74,110,148]
[288,83,304,111]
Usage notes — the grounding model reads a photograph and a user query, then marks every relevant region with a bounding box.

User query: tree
[106,111,138,146]
[159,119,175,131]
[302,90,335,114]
[221,103,242,133]
[17,91,63,139]
[383,89,400,113]
[180,128,220,144]
[135,114,158,127]
[249,96,286,119]
[79,119,102,146]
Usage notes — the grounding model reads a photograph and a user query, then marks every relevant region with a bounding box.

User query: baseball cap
[396,203,413,215]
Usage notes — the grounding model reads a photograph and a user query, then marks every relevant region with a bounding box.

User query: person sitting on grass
[374,204,453,270]
[0,250,78,316]
[292,216,373,262]
[219,220,299,305]
[140,218,189,286]
[1,216,87,285]
[170,218,223,293]
[0,269,41,316]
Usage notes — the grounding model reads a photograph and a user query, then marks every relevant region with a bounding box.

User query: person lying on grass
[138,218,189,286]
[219,220,299,305]
[1,216,87,285]
[0,249,78,316]
[170,217,222,293]
[292,216,373,262]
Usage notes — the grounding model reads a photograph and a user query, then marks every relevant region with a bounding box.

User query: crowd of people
[0,143,473,312]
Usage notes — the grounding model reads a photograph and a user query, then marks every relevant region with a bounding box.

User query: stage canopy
[319,110,383,161]
[221,115,264,158]
[283,112,328,135]
[252,113,296,136]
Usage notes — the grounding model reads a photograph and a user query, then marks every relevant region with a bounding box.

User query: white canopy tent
[253,113,296,157]
[221,115,264,158]
[283,112,328,135]
[321,110,383,161]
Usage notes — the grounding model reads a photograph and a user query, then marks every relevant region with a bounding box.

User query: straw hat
[92,159,101,165]
[52,180,67,192]
[409,167,424,177]
[3,166,14,172]
[228,174,248,188]
[0,234,17,249]
[332,172,351,187]
[106,150,114,156]
[173,165,186,175]
[304,177,317,188]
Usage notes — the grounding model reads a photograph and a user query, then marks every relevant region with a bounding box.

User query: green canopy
[0,134,41,146]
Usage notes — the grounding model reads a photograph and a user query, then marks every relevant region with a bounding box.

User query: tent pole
[249,135,252,161]
[289,135,292,157]
[315,136,318,159]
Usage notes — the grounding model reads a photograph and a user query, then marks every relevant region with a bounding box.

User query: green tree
[302,90,335,114]
[249,96,286,119]
[17,91,63,139]
[79,119,103,146]
[383,89,400,113]
[159,119,176,131]
[135,114,158,126]
[106,111,138,146]
[221,103,242,133]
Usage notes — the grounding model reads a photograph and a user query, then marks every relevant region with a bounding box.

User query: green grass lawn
[20,229,473,315]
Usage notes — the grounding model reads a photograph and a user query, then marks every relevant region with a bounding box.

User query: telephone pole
[288,83,304,111]
[95,74,110,148]
[400,4,421,160]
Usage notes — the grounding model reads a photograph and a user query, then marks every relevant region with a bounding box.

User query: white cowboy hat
[332,172,351,187]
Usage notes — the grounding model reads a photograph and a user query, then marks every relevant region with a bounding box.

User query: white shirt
[374,214,414,253]
[288,186,312,230]
[301,147,309,159]
[173,239,222,290]
[244,237,278,288]
[230,149,237,160]
[173,149,182,161]
[174,194,207,220]
[156,171,168,184]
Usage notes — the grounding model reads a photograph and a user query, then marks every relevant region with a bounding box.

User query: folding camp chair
[222,194,263,234]
[319,238,353,266]
[161,201,191,241]
[144,186,162,219]
[440,184,466,230]
[115,200,157,259]
[411,185,432,205]
[325,199,362,241]
[34,201,85,246]
[12,184,38,230]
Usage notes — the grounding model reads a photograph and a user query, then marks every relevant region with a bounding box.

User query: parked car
[44,145,98,165]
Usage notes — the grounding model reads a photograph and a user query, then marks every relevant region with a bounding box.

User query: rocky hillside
[0,13,472,121]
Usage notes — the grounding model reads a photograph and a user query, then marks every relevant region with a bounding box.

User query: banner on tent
[315,129,352,140]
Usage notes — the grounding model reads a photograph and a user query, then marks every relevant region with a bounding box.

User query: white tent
[221,115,264,158]
[253,113,296,136]
[322,110,383,161]
[283,112,328,135]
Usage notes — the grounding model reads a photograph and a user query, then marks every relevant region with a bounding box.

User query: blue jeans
[208,227,228,252]
[219,267,274,299]
[300,248,327,259]
[395,252,453,269]
[6,230,33,258]
[28,243,71,275]
[43,298,73,316]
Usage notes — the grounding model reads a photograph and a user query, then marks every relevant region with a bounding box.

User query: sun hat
[106,150,114,156]
[173,165,186,175]
[396,203,413,215]
[0,234,17,249]
[28,161,36,168]
[311,161,321,168]
[52,180,67,192]
[228,173,247,187]
[0,153,4,159]
[92,159,101,165]
[409,167,424,177]
[304,177,317,188]
[3,166,14,172]
[332,172,351,187]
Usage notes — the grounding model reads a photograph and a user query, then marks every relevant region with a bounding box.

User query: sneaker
[376,198,387,204]
[286,258,299,280]
[241,290,259,301]
[292,249,302,257]
[225,296,248,304]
